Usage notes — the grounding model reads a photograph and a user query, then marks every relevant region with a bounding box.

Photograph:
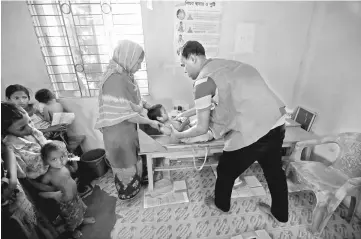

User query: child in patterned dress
[40,141,95,238]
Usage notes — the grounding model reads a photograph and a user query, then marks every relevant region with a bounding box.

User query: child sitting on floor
[35,89,64,123]
[147,104,213,143]
[40,141,95,238]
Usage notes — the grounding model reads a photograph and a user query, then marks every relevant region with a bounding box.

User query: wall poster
[174,1,222,62]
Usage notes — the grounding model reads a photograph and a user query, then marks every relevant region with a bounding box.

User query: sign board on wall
[174,1,223,62]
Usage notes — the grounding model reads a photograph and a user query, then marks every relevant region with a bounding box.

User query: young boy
[35,89,64,122]
[40,141,95,238]
[147,104,213,143]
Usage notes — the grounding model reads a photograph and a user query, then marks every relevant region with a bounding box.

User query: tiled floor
[79,163,361,239]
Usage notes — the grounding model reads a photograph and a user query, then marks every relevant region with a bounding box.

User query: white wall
[1,1,51,98]
[140,1,315,107]
[294,2,361,136]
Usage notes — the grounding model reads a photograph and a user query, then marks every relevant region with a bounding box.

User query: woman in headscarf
[95,40,162,200]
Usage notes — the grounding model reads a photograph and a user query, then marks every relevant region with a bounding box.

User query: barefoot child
[40,141,95,238]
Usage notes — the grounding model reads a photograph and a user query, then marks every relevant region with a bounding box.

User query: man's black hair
[180,41,205,59]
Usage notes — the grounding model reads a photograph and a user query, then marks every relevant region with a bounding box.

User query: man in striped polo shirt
[171,41,289,223]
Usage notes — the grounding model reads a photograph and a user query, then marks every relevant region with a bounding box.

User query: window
[27,0,148,98]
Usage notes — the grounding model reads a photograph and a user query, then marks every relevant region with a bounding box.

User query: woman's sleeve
[99,74,139,125]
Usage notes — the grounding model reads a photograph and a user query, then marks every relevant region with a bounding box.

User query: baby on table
[147,104,213,143]
[40,141,95,238]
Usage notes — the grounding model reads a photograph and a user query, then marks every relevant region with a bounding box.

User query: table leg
[147,155,154,191]
[164,158,171,180]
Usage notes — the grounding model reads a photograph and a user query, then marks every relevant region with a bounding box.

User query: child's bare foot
[82,217,95,225]
[72,230,82,238]
[204,196,228,213]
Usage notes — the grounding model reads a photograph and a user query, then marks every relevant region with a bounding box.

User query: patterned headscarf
[95,40,144,130]
[99,40,144,89]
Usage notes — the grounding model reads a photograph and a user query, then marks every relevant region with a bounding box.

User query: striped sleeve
[193,77,217,111]
[95,74,139,129]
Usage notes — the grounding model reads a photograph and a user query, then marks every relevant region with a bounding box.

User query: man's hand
[181,117,190,126]
[174,112,184,121]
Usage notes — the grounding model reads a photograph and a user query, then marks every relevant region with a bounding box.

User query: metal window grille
[27,0,149,98]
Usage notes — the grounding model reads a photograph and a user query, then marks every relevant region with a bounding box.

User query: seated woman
[1,142,55,239]
[5,84,67,140]
[6,85,85,156]
[2,102,63,223]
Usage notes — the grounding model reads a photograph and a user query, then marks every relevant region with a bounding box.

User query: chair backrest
[292,106,317,132]
[331,132,361,178]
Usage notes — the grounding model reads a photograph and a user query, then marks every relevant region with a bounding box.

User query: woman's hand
[142,100,152,110]
[130,101,144,113]
[149,120,163,131]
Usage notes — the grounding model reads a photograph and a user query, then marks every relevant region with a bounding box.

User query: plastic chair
[285,132,361,235]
